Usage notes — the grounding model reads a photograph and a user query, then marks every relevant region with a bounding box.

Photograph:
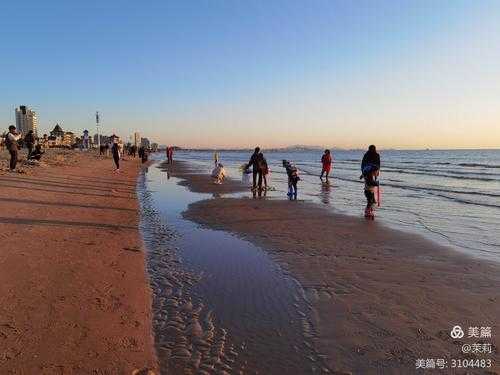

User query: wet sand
[168,161,500,374]
[0,149,157,374]
[158,160,248,195]
[139,165,327,374]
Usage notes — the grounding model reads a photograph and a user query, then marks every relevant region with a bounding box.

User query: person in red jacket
[320,149,332,180]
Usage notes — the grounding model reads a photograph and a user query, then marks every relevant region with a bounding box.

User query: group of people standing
[3,125,44,172]
[241,145,381,214]
[244,147,270,196]
[109,142,151,172]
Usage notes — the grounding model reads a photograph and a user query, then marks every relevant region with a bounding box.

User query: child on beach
[211,163,226,184]
[214,151,220,167]
[258,152,269,190]
[282,160,300,200]
[320,149,332,180]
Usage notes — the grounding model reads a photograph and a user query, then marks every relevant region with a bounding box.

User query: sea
[170,148,500,263]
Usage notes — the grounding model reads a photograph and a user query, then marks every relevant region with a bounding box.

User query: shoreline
[0,149,158,373]
[164,159,500,374]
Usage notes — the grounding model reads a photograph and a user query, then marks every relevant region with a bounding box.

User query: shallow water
[174,149,500,262]
[138,163,327,374]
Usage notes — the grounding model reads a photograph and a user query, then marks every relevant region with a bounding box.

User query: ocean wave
[382,169,499,182]
[429,192,500,210]
[272,166,500,199]
[458,163,500,169]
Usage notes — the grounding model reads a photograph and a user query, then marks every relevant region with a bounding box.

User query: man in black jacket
[246,147,262,191]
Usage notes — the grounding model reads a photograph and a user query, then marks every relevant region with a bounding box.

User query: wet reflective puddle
[138,162,328,374]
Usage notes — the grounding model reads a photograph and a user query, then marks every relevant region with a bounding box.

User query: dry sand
[171,161,500,374]
[0,149,157,374]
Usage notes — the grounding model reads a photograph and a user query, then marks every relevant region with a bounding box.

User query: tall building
[133,132,141,147]
[15,105,38,136]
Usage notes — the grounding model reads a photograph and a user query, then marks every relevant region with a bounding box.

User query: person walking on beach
[139,145,148,163]
[360,145,381,219]
[111,141,120,172]
[24,130,35,158]
[5,125,21,172]
[362,164,379,219]
[167,146,174,164]
[246,147,263,192]
[320,149,332,180]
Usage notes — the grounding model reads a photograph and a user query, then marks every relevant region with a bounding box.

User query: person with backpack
[5,125,21,172]
[24,130,36,158]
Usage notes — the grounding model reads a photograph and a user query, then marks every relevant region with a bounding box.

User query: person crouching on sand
[211,163,226,184]
[28,144,44,162]
[282,160,300,200]
[111,141,120,172]
[320,149,332,180]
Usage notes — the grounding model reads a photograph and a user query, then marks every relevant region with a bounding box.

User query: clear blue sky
[1,0,499,148]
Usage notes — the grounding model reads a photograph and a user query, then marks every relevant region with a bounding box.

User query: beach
[1,149,498,374]
[0,149,157,374]
[156,159,500,374]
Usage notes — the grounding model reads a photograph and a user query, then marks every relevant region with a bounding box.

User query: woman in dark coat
[111,142,120,171]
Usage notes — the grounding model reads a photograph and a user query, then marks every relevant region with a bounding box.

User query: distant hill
[274,145,325,151]
[177,145,349,152]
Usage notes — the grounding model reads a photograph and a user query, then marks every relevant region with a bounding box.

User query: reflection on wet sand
[320,181,332,205]
[138,163,329,374]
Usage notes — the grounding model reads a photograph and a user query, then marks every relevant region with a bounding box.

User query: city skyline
[1,1,500,149]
